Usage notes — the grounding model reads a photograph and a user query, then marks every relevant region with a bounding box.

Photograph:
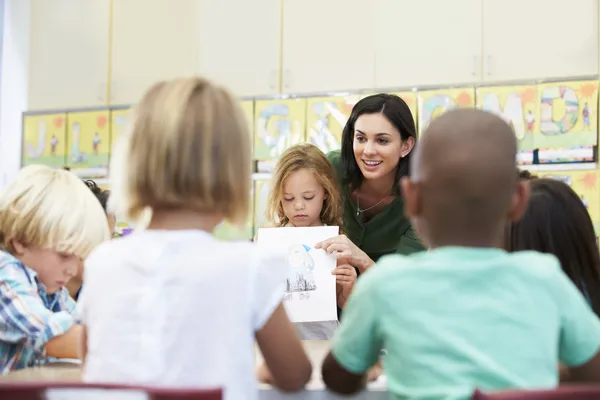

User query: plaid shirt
[0,250,76,374]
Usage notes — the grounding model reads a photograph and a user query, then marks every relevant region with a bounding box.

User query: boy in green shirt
[322,109,600,399]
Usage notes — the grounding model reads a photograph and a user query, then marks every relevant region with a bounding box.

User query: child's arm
[333,264,357,309]
[45,324,82,359]
[322,270,382,395]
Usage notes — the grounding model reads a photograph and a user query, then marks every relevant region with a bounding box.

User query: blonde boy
[0,165,109,373]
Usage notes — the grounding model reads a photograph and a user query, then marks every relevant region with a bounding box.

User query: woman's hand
[316,235,375,273]
[333,264,357,308]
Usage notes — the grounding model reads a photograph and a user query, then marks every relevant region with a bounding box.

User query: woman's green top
[327,150,425,262]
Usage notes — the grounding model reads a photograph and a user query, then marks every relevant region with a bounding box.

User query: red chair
[472,386,600,400]
[0,382,223,400]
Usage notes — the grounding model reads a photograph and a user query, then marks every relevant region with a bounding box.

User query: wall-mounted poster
[417,87,475,134]
[476,85,538,150]
[254,98,306,160]
[256,226,338,323]
[66,110,110,176]
[253,179,272,233]
[536,80,598,149]
[22,113,67,168]
[110,108,131,153]
[305,95,359,153]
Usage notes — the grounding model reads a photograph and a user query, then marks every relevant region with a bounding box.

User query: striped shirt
[0,250,76,374]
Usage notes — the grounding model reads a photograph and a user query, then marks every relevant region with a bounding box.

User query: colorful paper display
[417,87,475,134]
[254,179,272,231]
[22,113,67,168]
[305,95,359,154]
[536,80,598,148]
[476,85,538,150]
[110,108,131,152]
[254,99,306,160]
[66,111,110,174]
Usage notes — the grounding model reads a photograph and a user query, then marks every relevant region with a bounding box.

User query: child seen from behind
[322,109,600,399]
[78,77,311,399]
[0,165,109,373]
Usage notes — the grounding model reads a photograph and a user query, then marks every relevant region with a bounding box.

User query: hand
[316,235,375,273]
[256,363,274,384]
[334,264,357,308]
[366,363,382,382]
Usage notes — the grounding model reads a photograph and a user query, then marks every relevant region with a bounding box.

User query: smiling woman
[316,94,425,273]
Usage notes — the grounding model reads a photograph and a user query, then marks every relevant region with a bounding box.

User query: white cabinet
[281,0,375,94]
[197,0,281,97]
[482,0,598,82]
[374,0,482,88]
[28,0,110,109]
[110,0,199,105]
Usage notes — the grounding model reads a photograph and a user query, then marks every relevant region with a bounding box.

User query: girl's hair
[108,77,251,224]
[265,143,343,228]
[83,180,110,214]
[506,178,600,316]
[518,169,537,180]
[340,93,417,193]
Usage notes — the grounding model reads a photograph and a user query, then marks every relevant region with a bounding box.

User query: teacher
[316,93,425,273]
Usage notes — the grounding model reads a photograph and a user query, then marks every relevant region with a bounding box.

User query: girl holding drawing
[316,94,425,272]
[261,143,357,340]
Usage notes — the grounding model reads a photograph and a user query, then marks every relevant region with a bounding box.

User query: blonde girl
[263,143,357,336]
[78,77,311,399]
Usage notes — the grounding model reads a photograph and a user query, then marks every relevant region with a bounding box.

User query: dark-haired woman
[506,178,600,317]
[316,94,425,273]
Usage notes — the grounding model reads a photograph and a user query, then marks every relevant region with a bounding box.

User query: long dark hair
[506,178,600,316]
[340,93,417,193]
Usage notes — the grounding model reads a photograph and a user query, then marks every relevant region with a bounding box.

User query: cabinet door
[197,0,280,97]
[374,0,482,89]
[282,0,375,94]
[28,0,110,110]
[483,0,598,82]
[110,0,199,105]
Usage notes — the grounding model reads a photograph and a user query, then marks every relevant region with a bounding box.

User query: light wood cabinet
[110,0,199,105]
[374,0,482,88]
[482,0,598,82]
[281,0,375,94]
[197,0,281,97]
[28,0,110,109]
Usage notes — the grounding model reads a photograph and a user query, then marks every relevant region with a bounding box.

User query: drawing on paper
[285,244,317,293]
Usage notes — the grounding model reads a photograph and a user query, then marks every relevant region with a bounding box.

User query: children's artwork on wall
[254,99,306,160]
[538,170,600,236]
[66,110,110,176]
[536,80,598,149]
[22,113,67,168]
[110,108,131,153]
[476,85,538,150]
[256,226,339,323]
[417,87,475,134]
[305,95,359,153]
[213,187,255,241]
[254,179,271,232]
[391,91,418,126]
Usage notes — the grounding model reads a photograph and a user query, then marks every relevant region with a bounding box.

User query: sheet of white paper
[44,389,149,400]
[257,226,339,323]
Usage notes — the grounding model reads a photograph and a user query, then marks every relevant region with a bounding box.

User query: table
[0,342,388,399]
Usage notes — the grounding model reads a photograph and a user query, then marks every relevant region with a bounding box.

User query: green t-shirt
[332,247,600,399]
[327,150,424,261]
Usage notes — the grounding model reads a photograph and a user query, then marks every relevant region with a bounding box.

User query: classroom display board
[254,98,306,161]
[22,113,67,168]
[417,87,475,134]
[305,95,359,154]
[110,108,131,152]
[66,110,110,176]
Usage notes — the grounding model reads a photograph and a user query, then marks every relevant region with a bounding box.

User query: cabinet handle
[485,55,492,77]
[283,69,291,91]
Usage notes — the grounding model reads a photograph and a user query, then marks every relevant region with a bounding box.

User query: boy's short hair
[109,77,251,224]
[83,179,110,214]
[0,165,110,259]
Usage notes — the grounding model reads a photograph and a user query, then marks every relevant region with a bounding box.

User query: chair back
[472,386,600,400]
[0,382,223,400]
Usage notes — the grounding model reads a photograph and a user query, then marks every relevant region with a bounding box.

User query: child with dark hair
[518,169,537,180]
[506,178,600,317]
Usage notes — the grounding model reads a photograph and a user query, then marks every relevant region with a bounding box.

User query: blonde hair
[0,165,110,259]
[109,77,251,224]
[265,143,343,228]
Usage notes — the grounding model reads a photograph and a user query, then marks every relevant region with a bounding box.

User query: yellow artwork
[110,108,131,152]
[254,98,306,160]
[254,179,272,231]
[538,170,600,235]
[22,113,67,168]
[476,85,538,150]
[66,110,111,174]
[305,95,359,153]
[213,186,255,241]
[417,88,475,134]
[536,80,598,148]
